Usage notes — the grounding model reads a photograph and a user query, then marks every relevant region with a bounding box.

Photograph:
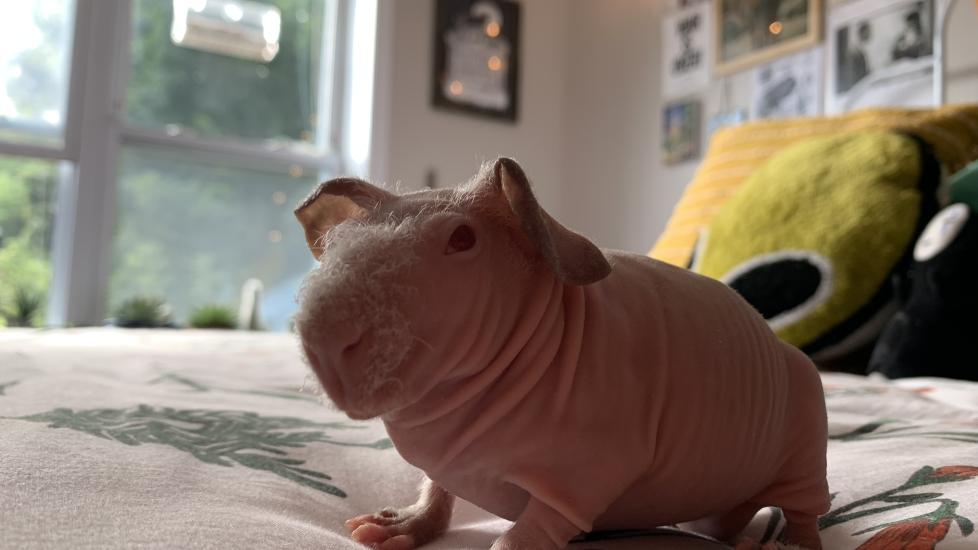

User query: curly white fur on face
[295,216,422,416]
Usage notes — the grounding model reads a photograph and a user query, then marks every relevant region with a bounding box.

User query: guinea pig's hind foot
[345,509,444,550]
[345,480,455,550]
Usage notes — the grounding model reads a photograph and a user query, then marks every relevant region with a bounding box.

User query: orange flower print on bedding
[820,465,977,549]
[856,518,951,549]
[930,466,978,481]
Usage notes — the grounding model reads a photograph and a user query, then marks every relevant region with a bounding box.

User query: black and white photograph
[828,0,934,114]
[432,0,521,122]
[662,2,711,98]
[751,47,823,119]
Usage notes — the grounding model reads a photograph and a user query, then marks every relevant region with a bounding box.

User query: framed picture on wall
[432,0,520,122]
[715,0,823,74]
[826,0,934,114]
[663,99,703,166]
[662,1,712,98]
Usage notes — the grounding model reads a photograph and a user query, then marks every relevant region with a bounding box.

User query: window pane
[126,0,331,153]
[0,0,75,147]
[0,155,60,327]
[110,146,321,330]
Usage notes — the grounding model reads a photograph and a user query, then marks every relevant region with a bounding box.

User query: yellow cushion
[649,104,978,267]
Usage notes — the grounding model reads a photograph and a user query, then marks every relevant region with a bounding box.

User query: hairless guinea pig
[293,158,829,550]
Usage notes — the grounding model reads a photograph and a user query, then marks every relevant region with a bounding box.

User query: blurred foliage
[5,287,45,327]
[189,304,238,329]
[0,0,68,146]
[0,155,56,327]
[5,1,65,121]
[109,148,314,328]
[0,4,64,328]
[113,296,174,328]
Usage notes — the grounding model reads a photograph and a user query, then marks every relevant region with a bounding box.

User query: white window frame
[0,0,373,327]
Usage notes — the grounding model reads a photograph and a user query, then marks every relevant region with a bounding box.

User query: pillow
[689,132,939,363]
[650,104,978,268]
[950,159,978,210]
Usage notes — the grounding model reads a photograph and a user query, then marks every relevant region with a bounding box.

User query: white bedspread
[1,329,976,549]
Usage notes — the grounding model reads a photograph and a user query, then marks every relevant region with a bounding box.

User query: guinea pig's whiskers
[313,232,330,252]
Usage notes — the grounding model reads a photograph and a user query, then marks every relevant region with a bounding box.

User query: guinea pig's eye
[445,224,477,255]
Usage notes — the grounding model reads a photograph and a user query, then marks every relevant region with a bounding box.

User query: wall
[376,0,978,254]
[375,0,675,251]
[375,0,569,217]
[945,0,978,103]
[558,0,978,252]
[558,0,671,251]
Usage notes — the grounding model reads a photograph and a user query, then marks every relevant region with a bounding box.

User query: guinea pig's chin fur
[300,372,399,420]
[295,217,422,419]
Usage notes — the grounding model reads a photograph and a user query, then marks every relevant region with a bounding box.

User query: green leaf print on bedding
[830,420,978,444]
[0,380,19,396]
[819,465,978,548]
[148,373,320,402]
[18,405,393,497]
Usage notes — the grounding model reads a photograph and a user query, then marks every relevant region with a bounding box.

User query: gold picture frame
[715,0,823,75]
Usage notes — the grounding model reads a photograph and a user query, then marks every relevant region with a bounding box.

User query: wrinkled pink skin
[295,160,829,550]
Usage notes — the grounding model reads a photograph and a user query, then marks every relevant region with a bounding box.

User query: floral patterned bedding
[1,329,976,549]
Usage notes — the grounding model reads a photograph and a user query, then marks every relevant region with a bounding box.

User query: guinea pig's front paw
[345,506,445,550]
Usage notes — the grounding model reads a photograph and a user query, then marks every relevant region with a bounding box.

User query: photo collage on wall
[659,0,945,167]
[661,0,711,166]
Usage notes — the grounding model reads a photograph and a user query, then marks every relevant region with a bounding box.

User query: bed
[2,328,977,549]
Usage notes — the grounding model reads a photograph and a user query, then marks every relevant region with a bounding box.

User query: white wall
[558,0,671,251]
[945,0,978,103]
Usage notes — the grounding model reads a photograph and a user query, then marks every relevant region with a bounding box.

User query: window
[0,155,61,326]
[0,0,75,327]
[127,0,332,152]
[111,0,342,329]
[110,147,318,330]
[0,1,75,148]
[0,0,374,329]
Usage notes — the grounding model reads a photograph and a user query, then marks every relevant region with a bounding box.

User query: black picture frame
[432,0,521,122]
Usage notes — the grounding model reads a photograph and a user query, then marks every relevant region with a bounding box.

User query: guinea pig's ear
[489,158,611,285]
[294,178,394,259]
